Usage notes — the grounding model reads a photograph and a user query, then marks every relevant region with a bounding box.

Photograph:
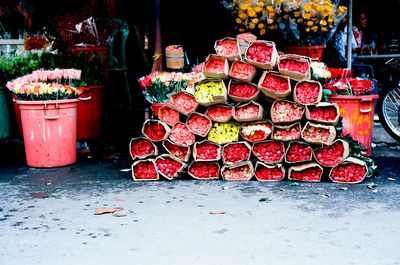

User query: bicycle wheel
[377,86,400,142]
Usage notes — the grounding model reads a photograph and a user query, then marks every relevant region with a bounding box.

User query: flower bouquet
[155,154,186,180]
[158,104,180,126]
[278,55,311,81]
[233,100,264,122]
[170,90,199,115]
[245,40,278,70]
[285,141,313,164]
[203,54,229,79]
[236,32,257,55]
[240,120,273,143]
[214,37,241,61]
[258,71,291,100]
[188,161,220,180]
[129,137,158,160]
[186,112,213,137]
[313,139,349,167]
[229,60,257,82]
[169,122,196,146]
[271,100,304,124]
[324,78,374,96]
[131,159,160,181]
[138,72,194,104]
[193,140,221,161]
[293,80,322,105]
[271,122,301,142]
[288,163,323,182]
[162,139,191,162]
[228,80,260,102]
[208,121,240,144]
[205,104,233,122]
[252,140,285,164]
[221,161,254,181]
[142,119,170,142]
[194,78,227,106]
[222,141,252,165]
[254,162,285,181]
[305,102,340,125]
[329,157,368,184]
[301,121,336,146]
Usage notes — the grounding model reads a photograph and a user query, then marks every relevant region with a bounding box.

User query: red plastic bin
[282,45,325,62]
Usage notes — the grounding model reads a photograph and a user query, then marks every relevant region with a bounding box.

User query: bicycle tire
[377,86,400,142]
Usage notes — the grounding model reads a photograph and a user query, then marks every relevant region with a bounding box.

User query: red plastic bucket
[77,85,104,139]
[328,94,379,156]
[17,99,79,168]
[282,46,325,61]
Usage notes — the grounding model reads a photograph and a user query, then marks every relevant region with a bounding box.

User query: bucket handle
[79,91,92,101]
[360,99,373,113]
[44,103,60,120]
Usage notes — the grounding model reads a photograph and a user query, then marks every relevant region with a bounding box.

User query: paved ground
[0,121,399,265]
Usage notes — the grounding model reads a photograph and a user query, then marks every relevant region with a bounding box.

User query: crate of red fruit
[237,32,257,55]
[162,139,191,162]
[305,102,340,125]
[205,104,233,122]
[245,40,278,70]
[188,161,220,180]
[254,162,285,181]
[155,154,186,180]
[258,71,291,100]
[170,90,199,116]
[228,80,260,102]
[329,157,368,184]
[129,137,159,160]
[214,37,241,61]
[222,141,252,165]
[158,104,180,126]
[284,141,313,164]
[240,120,273,143]
[203,54,229,79]
[221,161,254,181]
[293,80,322,106]
[288,163,323,182]
[169,122,196,146]
[278,54,311,81]
[142,119,170,142]
[313,139,350,168]
[186,112,213,137]
[271,122,301,142]
[131,159,160,181]
[252,140,285,164]
[271,99,304,124]
[193,140,221,161]
[233,100,264,122]
[229,60,257,83]
[301,122,336,146]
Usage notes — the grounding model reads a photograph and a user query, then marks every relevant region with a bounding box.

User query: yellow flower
[303,4,312,12]
[305,27,310,32]
[252,18,259,24]
[327,17,333,23]
[283,14,289,19]
[257,2,265,7]
[321,12,328,17]
[307,21,314,26]
[269,12,275,18]
[248,9,256,17]
[294,11,301,17]
[325,5,332,12]
[297,18,303,23]
[258,23,265,29]
[311,25,318,32]
[315,5,324,12]
[235,18,243,24]
[267,18,274,24]
[322,27,328,32]
[249,23,255,29]
[260,29,266,35]
[266,6,275,12]
[283,7,289,12]
[320,20,327,26]
[304,13,311,20]
[255,7,262,13]
[239,12,247,20]
[240,4,248,10]
[239,28,246,32]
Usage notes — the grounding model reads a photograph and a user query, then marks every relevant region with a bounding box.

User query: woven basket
[165,45,184,69]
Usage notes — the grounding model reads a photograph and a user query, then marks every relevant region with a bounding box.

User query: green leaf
[289,182,300,186]
[259,197,272,203]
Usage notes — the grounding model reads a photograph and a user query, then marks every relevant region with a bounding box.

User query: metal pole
[347,0,353,70]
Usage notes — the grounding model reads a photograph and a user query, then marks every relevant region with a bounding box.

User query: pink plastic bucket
[17,99,79,168]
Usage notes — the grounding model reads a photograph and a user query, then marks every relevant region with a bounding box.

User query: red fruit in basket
[229,82,258,99]
[206,105,233,122]
[189,161,220,179]
[314,141,345,167]
[130,139,155,159]
[246,42,273,64]
[223,143,251,164]
[143,121,167,141]
[260,73,290,93]
[331,163,366,183]
[230,61,255,80]
[290,167,322,182]
[170,123,195,145]
[272,100,304,122]
[159,106,180,126]
[255,165,284,181]
[133,161,158,180]
[241,121,272,142]
[308,105,338,122]
[164,140,189,160]
[195,142,220,160]
[272,123,300,141]
[253,141,285,162]
[186,113,212,137]
[286,142,312,162]
[222,164,252,180]
[234,103,260,119]
[205,58,225,73]
[295,81,320,104]
[155,157,183,179]
[279,58,309,74]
